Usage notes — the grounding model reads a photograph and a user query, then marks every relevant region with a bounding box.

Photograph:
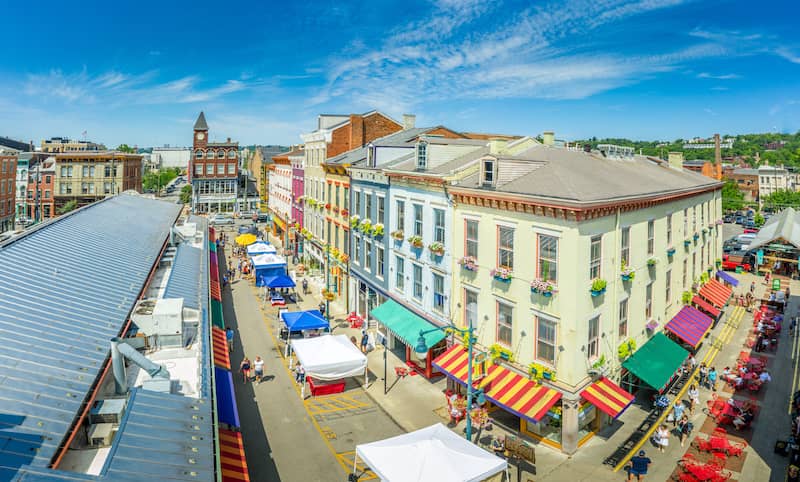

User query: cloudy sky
[1,0,798,147]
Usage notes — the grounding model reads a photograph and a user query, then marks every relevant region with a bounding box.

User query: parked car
[722,251,754,272]
[743,227,759,234]
[743,220,756,230]
[238,225,258,235]
[735,215,744,225]
[256,212,270,222]
[209,214,235,225]
[723,214,735,223]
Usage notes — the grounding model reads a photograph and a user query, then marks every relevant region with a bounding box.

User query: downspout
[110,337,170,395]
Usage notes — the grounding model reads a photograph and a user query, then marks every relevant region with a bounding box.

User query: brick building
[26,158,56,221]
[727,168,759,202]
[0,149,17,232]
[52,151,142,211]
[189,112,239,213]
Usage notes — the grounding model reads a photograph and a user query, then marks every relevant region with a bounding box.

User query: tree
[116,144,135,153]
[142,167,180,192]
[762,189,800,210]
[179,185,192,204]
[57,200,78,215]
[721,180,745,212]
[754,212,765,227]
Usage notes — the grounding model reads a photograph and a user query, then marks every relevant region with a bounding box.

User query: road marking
[336,451,377,480]
[613,306,744,472]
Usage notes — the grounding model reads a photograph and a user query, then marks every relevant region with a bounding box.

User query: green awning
[211,299,225,329]
[370,299,445,349]
[209,241,217,253]
[622,332,688,391]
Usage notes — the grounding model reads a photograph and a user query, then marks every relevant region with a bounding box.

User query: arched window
[228,150,237,159]
[195,149,204,159]
[217,150,226,159]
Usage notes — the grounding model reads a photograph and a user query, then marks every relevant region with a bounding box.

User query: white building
[151,147,191,170]
[758,164,792,199]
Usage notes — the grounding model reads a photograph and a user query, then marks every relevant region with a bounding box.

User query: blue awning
[716,270,739,287]
[264,274,296,288]
[281,310,329,331]
[214,367,240,428]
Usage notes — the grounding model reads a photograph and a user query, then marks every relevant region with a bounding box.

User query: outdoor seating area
[676,452,733,481]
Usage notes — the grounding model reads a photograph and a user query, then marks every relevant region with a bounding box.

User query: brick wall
[327,112,403,158]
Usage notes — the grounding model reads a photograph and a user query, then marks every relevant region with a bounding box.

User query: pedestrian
[225,326,235,353]
[653,425,669,453]
[294,361,305,384]
[318,302,326,317]
[750,281,756,294]
[708,367,718,392]
[687,384,700,415]
[698,363,708,389]
[792,316,797,336]
[240,357,252,383]
[688,354,697,371]
[253,356,265,382]
[677,415,693,447]
[671,401,685,427]
[360,330,369,354]
[626,450,651,481]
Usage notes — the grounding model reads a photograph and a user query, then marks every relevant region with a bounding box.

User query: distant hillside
[574,132,800,166]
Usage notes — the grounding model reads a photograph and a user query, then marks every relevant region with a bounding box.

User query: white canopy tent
[290,334,368,398]
[355,423,507,482]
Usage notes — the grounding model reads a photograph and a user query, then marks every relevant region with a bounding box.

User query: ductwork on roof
[111,337,170,395]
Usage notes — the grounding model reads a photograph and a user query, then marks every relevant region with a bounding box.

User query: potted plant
[490,266,512,282]
[391,229,404,241]
[684,238,691,247]
[681,290,692,304]
[530,279,557,297]
[666,245,676,256]
[340,209,349,217]
[590,278,607,296]
[621,264,635,282]
[408,235,424,249]
[350,214,360,227]
[359,218,372,234]
[458,256,478,271]
[429,241,445,256]
[693,232,700,241]
[647,257,657,267]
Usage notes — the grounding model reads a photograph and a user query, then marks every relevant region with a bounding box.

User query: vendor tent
[247,241,276,257]
[263,274,296,288]
[355,423,507,482]
[251,253,287,286]
[290,335,368,398]
[747,207,800,251]
[280,310,329,357]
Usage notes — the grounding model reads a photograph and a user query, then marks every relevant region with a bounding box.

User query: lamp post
[414,324,485,442]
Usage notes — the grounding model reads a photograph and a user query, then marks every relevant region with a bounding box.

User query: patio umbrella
[235,233,257,246]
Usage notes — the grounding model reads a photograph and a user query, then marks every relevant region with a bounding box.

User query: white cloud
[776,47,800,64]
[697,72,740,80]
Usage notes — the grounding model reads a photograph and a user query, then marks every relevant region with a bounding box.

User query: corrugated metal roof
[163,244,202,310]
[0,194,181,473]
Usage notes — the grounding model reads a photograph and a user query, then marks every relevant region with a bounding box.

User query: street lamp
[414,324,485,442]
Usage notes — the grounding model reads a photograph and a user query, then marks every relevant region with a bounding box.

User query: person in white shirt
[253,356,265,382]
[760,371,772,383]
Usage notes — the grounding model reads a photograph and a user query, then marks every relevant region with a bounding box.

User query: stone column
[560,396,581,455]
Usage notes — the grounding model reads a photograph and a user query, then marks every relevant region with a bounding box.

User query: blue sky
[1,0,799,147]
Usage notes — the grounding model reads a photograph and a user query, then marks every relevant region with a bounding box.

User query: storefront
[664,305,715,353]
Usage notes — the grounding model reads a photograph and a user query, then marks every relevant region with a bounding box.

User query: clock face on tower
[196,132,205,141]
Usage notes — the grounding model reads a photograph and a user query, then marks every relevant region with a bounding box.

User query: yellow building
[53,151,142,210]
[41,137,105,153]
[447,140,722,453]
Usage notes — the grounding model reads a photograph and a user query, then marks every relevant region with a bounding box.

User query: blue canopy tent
[251,253,287,287]
[264,274,296,288]
[280,310,329,357]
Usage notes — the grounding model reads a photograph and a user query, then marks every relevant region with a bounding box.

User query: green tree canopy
[179,184,192,204]
[721,180,745,212]
[116,144,136,153]
[57,200,78,215]
[142,167,181,192]
[762,189,800,211]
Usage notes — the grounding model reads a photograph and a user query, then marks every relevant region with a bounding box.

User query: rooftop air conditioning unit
[89,398,127,425]
[87,423,115,448]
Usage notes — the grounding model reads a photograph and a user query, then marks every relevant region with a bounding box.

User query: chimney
[488,138,508,155]
[402,114,416,130]
[349,114,365,148]
[714,133,721,165]
[668,151,684,170]
[542,131,555,146]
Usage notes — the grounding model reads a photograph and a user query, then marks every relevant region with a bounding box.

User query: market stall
[354,423,507,482]
[290,334,368,398]
[621,332,688,394]
[247,241,276,257]
[251,253,287,287]
[280,310,329,357]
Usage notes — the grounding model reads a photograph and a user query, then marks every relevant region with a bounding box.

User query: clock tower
[193,111,209,149]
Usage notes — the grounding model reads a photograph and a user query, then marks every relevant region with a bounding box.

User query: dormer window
[195,149,204,159]
[482,159,496,187]
[416,141,428,170]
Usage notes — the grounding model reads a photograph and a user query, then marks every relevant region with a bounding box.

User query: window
[692,252,697,279]
[413,264,423,299]
[365,239,372,271]
[538,234,558,282]
[81,182,90,194]
[335,185,340,207]
[45,175,51,183]
[618,299,628,337]
[354,235,361,264]
[465,219,478,258]
[482,159,495,185]
[217,164,225,175]
[692,207,697,232]
[327,183,331,203]
[645,282,653,319]
[667,213,673,244]
[365,193,372,220]
[683,259,688,288]
[413,204,423,236]
[377,246,384,277]
[497,302,513,346]
[700,203,705,227]
[195,149,204,159]
[82,166,89,177]
[377,196,385,225]
[464,289,478,329]
[587,316,600,360]
[44,189,50,198]
[103,182,112,194]
[589,235,602,279]
[228,150,236,159]
[217,150,225,159]
[344,187,349,209]
[354,191,361,217]
[416,141,427,170]
[227,164,236,175]
[498,226,514,269]
[434,208,445,243]
[195,164,202,175]
[536,316,556,365]
[621,227,630,266]
[683,208,688,236]
[206,164,213,175]
[666,270,672,304]
[334,225,340,250]
[396,200,405,231]
[395,255,405,290]
[433,273,445,313]
[647,220,654,255]
[60,166,73,178]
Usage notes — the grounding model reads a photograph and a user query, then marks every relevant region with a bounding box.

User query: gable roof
[747,208,800,250]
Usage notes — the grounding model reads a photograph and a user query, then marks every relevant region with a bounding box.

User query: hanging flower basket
[371,223,384,237]
[490,267,512,282]
[531,279,557,296]
[321,289,336,301]
[621,266,635,282]
[667,246,676,256]
[693,232,700,241]
[408,235,424,249]
[647,257,658,267]
[458,256,478,271]
[325,203,331,210]
[391,229,404,241]
[590,278,607,296]
[429,242,445,256]
[684,239,691,247]
[350,215,360,227]
[332,206,339,213]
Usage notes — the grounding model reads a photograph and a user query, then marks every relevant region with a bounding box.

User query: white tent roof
[251,253,286,267]
[247,241,276,255]
[291,334,367,380]
[356,423,507,482]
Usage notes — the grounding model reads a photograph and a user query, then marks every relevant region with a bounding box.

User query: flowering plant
[429,241,445,255]
[339,253,349,263]
[325,203,331,210]
[340,209,349,217]
[591,278,607,292]
[530,278,556,293]
[350,214,360,227]
[371,223,384,237]
[408,235,424,248]
[621,264,635,280]
[359,218,372,233]
[391,229,405,240]
[458,256,477,271]
[646,257,657,266]
[490,266,512,280]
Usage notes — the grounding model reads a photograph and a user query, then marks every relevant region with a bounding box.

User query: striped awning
[580,377,634,418]
[433,345,562,423]
[698,279,731,308]
[665,306,714,348]
[716,270,739,287]
[212,327,231,370]
[692,295,720,318]
[211,279,222,302]
[219,428,250,482]
[210,253,219,281]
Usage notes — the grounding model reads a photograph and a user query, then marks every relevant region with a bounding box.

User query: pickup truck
[722,252,753,272]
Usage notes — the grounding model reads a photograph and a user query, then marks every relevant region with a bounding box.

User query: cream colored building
[448,141,722,453]
[41,137,105,153]
[52,151,142,210]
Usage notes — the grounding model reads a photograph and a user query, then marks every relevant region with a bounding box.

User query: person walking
[750,281,756,294]
[677,415,693,447]
[708,367,718,392]
[294,362,305,384]
[240,357,252,383]
[360,330,369,354]
[627,450,651,481]
[654,425,670,453]
[253,356,265,383]
[687,384,700,415]
[698,363,708,389]
[671,401,685,427]
[225,326,235,353]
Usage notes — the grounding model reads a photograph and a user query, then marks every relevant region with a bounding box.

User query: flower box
[684,239,691,247]
[340,209,349,217]
[620,266,635,282]
[371,223,384,237]
[693,233,700,240]
[408,235,424,249]
[458,256,478,271]
[359,219,372,234]
[350,215,360,227]
[646,319,659,331]
[391,230,404,241]
[530,278,557,296]
[590,278,607,296]
[667,247,676,256]
[325,203,331,210]
[490,267,512,282]
[429,242,445,256]
[647,257,657,267]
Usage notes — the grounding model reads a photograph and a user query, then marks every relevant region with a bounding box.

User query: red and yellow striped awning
[580,377,635,418]
[219,429,250,482]
[212,327,231,370]
[699,278,731,309]
[433,345,562,423]
[211,278,222,302]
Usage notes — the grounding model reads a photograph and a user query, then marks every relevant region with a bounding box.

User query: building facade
[268,149,297,247]
[41,137,105,153]
[757,164,791,200]
[26,159,55,221]
[0,150,17,231]
[151,147,191,170]
[52,151,142,211]
[727,168,759,202]
[15,153,28,220]
[446,142,722,454]
[189,112,240,214]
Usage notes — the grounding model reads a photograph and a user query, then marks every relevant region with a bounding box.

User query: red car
[743,227,759,234]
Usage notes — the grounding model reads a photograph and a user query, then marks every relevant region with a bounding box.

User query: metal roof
[747,208,800,251]
[0,194,181,473]
[163,244,202,310]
